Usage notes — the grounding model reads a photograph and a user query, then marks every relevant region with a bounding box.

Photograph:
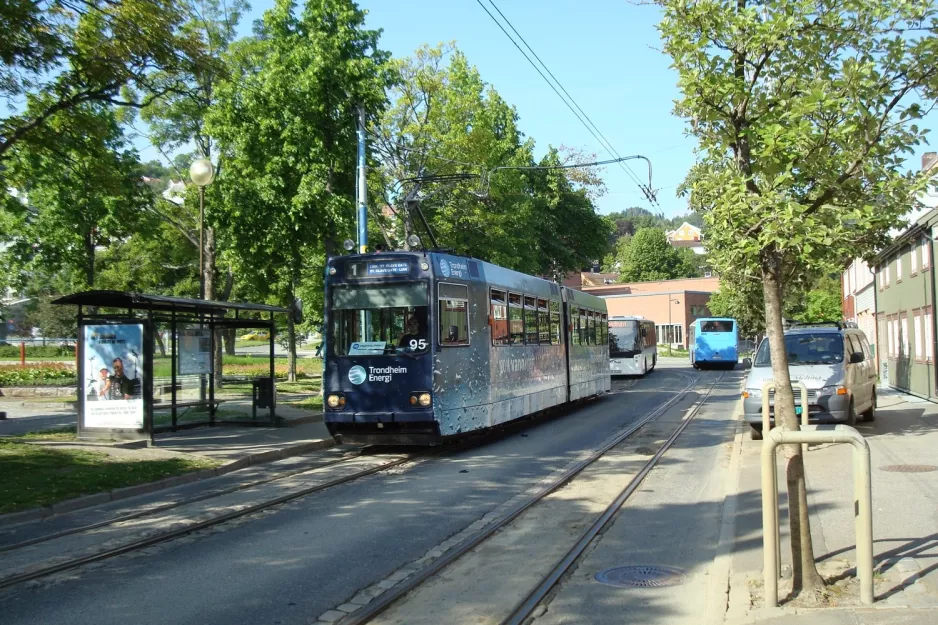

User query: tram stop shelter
[53,291,292,443]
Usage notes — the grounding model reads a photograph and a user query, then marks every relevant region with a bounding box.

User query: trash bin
[252,377,273,419]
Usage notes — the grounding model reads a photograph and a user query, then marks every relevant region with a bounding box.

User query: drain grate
[595,565,687,588]
[880,464,938,473]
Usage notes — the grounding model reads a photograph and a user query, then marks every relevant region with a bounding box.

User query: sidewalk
[724,388,938,624]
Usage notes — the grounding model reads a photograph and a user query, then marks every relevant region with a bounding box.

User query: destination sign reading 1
[347,260,411,278]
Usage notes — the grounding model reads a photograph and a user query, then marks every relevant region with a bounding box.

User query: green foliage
[96,221,199,297]
[0,363,76,387]
[795,277,843,324]
[618,228,703,282]
[373,43,609,277]
[2,105,153,287]
[0,344,74,359]
[0,0,208,161]
[207,0,394,312]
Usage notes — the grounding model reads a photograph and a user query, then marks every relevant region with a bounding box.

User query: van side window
[847,334,863,361]
[860,336,873,360]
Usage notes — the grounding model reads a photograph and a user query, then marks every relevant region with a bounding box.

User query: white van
[741,323,876,440]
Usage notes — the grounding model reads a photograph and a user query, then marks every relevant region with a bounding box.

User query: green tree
[208,0,393,378]
[373,44,609,276]
[796,276,843,324]
[659,0,938,593]
[618,228,701,282]
[2,105,152,288]
[0,0,206,162]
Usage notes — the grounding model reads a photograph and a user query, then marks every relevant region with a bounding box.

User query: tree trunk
[762,250,825,596]
[155,331,166,357]
[204,227,223,389]
[224,329,235,355]
[84,231,95,287]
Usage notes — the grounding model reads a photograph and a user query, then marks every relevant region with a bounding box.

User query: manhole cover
[595,565,687,588]
[880,464,938,473]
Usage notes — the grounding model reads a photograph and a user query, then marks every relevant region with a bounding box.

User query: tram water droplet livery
[323,251,611,445]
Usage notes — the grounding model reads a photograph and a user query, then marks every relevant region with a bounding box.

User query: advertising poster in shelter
[82,324,144,429]
[179,328,211,375]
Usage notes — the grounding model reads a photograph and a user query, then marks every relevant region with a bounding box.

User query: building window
[901,313,910,358]
[912,244,918,274]
[897,254,903,282]
[878,269,884,290]
[922,239,930,270]
[914,311,923,362]
[886,261,891,286]
[926,308,934,362]
[888,318,897,358]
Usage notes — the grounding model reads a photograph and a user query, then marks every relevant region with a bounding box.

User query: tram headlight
[410,392,432,407]
[326,394,345,409]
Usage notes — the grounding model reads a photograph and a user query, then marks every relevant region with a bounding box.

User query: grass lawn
[151,356,322,379]
[0,433,220,514]
[285,395,323,411]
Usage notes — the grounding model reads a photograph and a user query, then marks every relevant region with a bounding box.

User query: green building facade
[874,208,938,400]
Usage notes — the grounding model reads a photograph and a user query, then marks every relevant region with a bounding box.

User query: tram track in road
[334,369,710,625]
[0,448,431,592]
[502,370,727,625]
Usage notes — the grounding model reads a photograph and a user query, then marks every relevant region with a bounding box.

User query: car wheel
[845,398,857,426]
[750,425,763,441]
[862,389,876,422]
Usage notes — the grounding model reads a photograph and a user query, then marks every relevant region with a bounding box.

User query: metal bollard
[761,380,809,575]
[761,425,873,607]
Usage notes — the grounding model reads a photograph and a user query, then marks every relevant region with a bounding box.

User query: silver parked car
[742,323,877,440]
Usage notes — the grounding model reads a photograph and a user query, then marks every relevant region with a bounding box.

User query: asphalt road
[1,365,702,625]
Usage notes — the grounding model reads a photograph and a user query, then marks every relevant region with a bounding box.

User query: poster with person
[83,324,144,429]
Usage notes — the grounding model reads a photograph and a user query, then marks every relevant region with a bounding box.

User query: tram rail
[337,370,717,625]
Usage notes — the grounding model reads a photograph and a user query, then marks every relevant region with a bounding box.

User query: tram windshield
[331,283,429,356]
[608,320,641,356]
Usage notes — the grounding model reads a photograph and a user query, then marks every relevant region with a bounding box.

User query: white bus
[609,316,657,376]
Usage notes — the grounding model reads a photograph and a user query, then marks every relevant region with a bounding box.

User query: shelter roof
[53,290,289,315]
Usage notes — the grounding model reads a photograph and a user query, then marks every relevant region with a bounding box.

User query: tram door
[560,288,573,402]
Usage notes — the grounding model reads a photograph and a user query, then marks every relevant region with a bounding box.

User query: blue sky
[138,0,938,218]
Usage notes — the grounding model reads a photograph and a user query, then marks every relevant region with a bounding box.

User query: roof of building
[584,275,721,296]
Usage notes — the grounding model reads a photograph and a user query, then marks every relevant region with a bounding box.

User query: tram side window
[509,293,524,345]
[439,283,470,346]
[524,296,538,345]
[579,308,588,345]
[491,289,509,346]
[537,299,550,344]
[571,305,580,345]
[549,301,561,345]
[587,311,596,345]
[600,314,607,346]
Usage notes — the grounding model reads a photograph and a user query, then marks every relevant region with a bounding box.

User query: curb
[0,437,337,529]
[704,403,745,625]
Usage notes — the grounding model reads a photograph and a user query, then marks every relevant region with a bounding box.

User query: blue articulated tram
[323,251,611,445]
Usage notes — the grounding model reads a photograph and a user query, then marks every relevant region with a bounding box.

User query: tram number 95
[409,339,427,350]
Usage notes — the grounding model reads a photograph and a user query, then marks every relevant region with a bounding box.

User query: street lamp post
[189,159,215,299]
[668,298,681,357]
